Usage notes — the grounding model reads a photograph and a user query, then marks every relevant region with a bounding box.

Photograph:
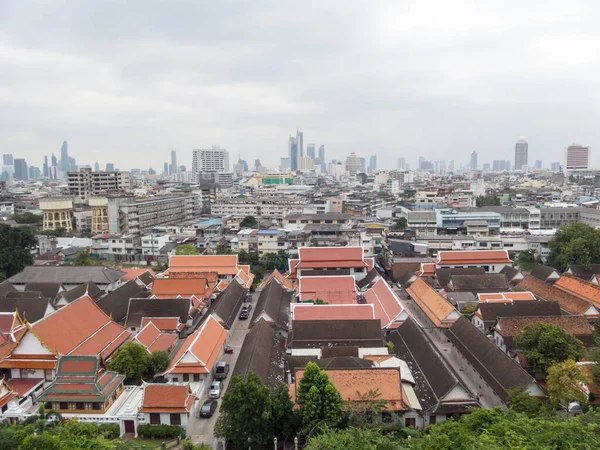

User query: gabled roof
[140,384,196,413]
[406,278,459,328]
[232,318,285,389]
[289,319,383,349]
[297,275,357,304]
[32,296,131,358]
[165,315,227,374]
[259,269,294,291]
[449,274,509,293]
[289,247,373,277]
[436,250,512,266]
[140,317,184,333]
[8,266,125,285]
[363,278,415,328]
[567,264,600,282]
[96,280,150,324]
[24,282,62,300]
[251,278,291,330]
[496,315,593,339]
[476,301,562,329]
[292,304,375,321]
[517,275,598,316]
[151,278,208,298]
[356,268,380,290]
[0,281,16,298]
[554,274,600,309]
[396,268,417,288]
[38,355,125,404]
[0,293,53,323]
[125,298,191,330]
[444,317,540,401]
[530,265,561,282]
[0,312,20,333]
[134,321,178,354]
[120,268,156,282]
[209,280,247,329]
[165,255,239,276]
[316,356,375,369]
[60,281,104,304]
[388,318,478,413]
[499,266,523,282]
[477,292,537,303]
[436,267,486,289]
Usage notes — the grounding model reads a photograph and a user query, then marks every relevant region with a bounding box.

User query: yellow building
[89,197,109,234]
[39,197,73,232]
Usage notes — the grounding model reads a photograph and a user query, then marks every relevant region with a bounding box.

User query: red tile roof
[5,377,44,396]
[436,250,512,266]
[298,275,357,304]
[135,322,162,347]
[152,278,208,297]
[135,321,177,353]
[290,247,370,276]
[292,304,375,321]
[478,292,537,303]
[496,315,593,338]
[554,275,600,309]
[165,255,239,276]
[120,268,156,281]
[141,317,184,332]
[363,279,415,328]
[406,278,459,328]
[260,269,294,290]
[0,313,18,333]
[140,384,196,413]
[165,315,227,374]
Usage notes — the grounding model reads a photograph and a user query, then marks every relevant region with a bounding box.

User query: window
[405,418,416,428]
[170,414,181,425]
[429,415,437,425]
[59,402,68,410]
[193,374,200,382]
[150,413,161,425]
[355,268,364,273]
[172,377,178,382]
[183,374,189,382]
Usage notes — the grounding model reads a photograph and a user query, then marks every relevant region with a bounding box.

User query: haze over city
[1,1,599,169]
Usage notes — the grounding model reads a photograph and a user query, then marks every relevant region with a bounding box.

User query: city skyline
[1,2,599,170]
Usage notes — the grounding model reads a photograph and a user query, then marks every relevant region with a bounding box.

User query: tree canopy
[0,223,36,280]
[10,212,42,224]
[391,217,407,230]
[73,249,93,266]
[547,222,600,271]
[239,215,259,228]
[175,243,199,255]
[260,251,289,271]
[107,342,150,383]
[514,322,584,374]
[545,359,587,408]
[476,195,501,207]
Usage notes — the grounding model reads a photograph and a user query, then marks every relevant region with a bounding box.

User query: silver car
[209,380,222,398]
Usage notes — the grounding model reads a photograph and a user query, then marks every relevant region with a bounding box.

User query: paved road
[186,289,258,448]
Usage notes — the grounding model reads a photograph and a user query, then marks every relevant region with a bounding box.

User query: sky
[1,1,600,171]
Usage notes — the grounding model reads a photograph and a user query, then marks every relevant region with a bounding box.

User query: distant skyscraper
[515,137,528,171]
[551,162,561,172]
[14,159,28,181]
[164,162,169,174]
[306,144,315,160]
[564,144,590,173]
[51,153,58,167]
[448,160,455,173]
[483,163,490,171]
[106,163,115,171]
[359,157,366,173]
[280,157,290,172]
[418,156,425,170]
[171,150,177,175]
[369,155,377,173]
[59,141,69,175]
[237,157,248,172]
[192,146,230,173]
[439,160,446,174]
[397,157,406,170]
[94,162,100,172]
[345,153,361,175]
[255,159,262,170]
[296,129,304,157]
[470,151,478,170]
[534,160,542,169]
[492,160,507,171]
[288,136,298,171]
[318,145,326,172]
[2,154,13,166]
[43,156,49,178]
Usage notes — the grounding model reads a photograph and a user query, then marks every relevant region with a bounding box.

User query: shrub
[97,423,120,439]
[137,424,183,438]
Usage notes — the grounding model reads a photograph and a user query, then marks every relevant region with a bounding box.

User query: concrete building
[91,233,139,262]
[68,168,132,201]
[297,155,315,171]
[13,159,28,181]
[515,137,528,171]
[288,137,298,172]
[89,197,109,234]
[470,151,478,171]
[345,152,361,175]
[211,196,310,219]
[564,144,591,173]
[40,197,73,232]
[192,146,229,173]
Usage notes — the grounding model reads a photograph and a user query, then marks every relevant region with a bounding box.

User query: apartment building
[68,168,131,200]
[210,196,310,219]
[91,233,140,262]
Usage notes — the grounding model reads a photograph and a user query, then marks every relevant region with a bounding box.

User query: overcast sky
[1,1,599,171]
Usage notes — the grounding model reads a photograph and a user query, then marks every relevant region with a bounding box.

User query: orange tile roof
[363,278,415,328]
[120,268,156,281]
[295,367,407,411]
[554,275,600,308]
[152,278,208,297]
[259,269,294,290]
[166,255,239,276]
[31,296,131,357]
[298,276,357,304]
[141,317,184,332]
[406,278,459,328]
[436,250,512,266]
[140,384,196,413]
[135,322,162,347]
[0,313,19,333]
[166,315,227,374]
[496,315,593,338]
[292,304,375,321]
[290,247,369,276]
[135,321,177,353]
[419,263,436,277]
[517,275,598,316]
[235,269,254,289]
[148,333,177,353]
[478,292,537,303]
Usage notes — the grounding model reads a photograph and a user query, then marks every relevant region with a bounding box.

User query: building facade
[68,168,132,200]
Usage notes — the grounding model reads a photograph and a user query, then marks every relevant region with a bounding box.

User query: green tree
[506,388,550,417]
[238,249,259,265]
[108,342,150,383]
[148,351,170,374]
[260,251,289,271]
[267,384,298,439]
[546,359,587,408]
[175,243,199,255]
[73,249,93,266]
[239,216,259,228]
[305,427,407,450]
[11,212,42,224]
[476,195,501,207]
[517,249,537,271]
[297,362,344,434]
[41,227,67,238]
[0,223,36,280]
[547,222,600,271]
[391,217,408,230]
[345,389,389,429]
[514,322,584,374]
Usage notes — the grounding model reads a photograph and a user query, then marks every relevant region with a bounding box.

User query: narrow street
[186,289,258,449]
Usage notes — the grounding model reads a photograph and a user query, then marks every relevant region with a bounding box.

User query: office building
[279,157,291,172]
[60,141,69,173]
[68,168,132,200]
[439,160,447,174]
[297,156,315,171]
[470,151,478,171]
[43,156,49,178]
[296,129,304,157]
[515,137,528,171]
[397,157,406,170]
[345,152,361,175]
[564,144,591,172]
[192,146,230,173]
[51,154,58,167]
[29,166,41,180]
[418,156,425,169]
[306,144,315,160]
[106,163,115,172]
[318,145,325,163]
[359,157,366,173]
[2,155,13,166]
[551,162,561,172]
[170,150,177,175]
[289,136,298,172]
[163,162,169,174]
[492,160,507,172]
[14,159,28,181]
[369,155,377,173]
[94,162,100,172]
[534,160,542,170]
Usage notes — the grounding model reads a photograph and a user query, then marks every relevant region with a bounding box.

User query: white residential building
[192,146,229,173]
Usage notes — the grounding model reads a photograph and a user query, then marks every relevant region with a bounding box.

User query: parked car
[215,361,230,380]
[241,304,253,313]
[199,399,218,418]
[209,381,222,399]
[238,310,249,320]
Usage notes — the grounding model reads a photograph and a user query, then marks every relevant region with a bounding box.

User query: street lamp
[294,436,299,450]
[274,437,277,449]
[248,437,251,450]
